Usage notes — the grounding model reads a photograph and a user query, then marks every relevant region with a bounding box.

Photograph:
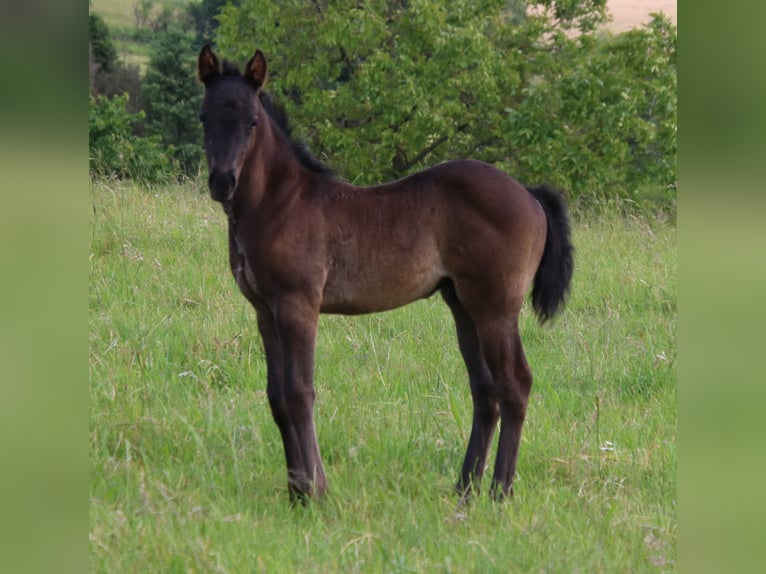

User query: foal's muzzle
[208,171,236,203]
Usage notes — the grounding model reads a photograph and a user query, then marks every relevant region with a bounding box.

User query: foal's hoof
[489,482,514,502]
[288,480,327,506]
[289,490,310,507]
[457,478,491,506]
[288,483,313,506]
[455,482,474,505]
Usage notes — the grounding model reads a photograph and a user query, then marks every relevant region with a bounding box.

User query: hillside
[90,0,191,69]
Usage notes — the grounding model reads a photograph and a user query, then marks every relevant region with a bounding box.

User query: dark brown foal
[197,46,573,501]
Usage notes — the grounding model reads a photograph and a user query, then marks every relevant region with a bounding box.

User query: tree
[151,5,177,33]
[134,0,155,31]
[215,0,675,205]
[142,30,204,177]
[89,11,143,113]
[89,12,117,75]
[186,0,241,46]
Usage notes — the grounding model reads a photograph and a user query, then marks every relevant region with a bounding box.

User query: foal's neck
[238,110,304,211]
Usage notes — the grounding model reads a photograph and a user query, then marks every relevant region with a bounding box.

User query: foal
[196,45,574,501]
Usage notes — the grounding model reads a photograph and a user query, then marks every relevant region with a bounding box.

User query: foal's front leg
[266,296,326,501]
[255,308,300,487]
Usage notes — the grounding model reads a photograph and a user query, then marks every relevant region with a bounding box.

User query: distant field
[91,0,189,29]
[89,180,676,571]
[607,0,677,32]
[91,0,190,69]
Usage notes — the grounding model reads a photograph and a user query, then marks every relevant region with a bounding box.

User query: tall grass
[89,180,676,572]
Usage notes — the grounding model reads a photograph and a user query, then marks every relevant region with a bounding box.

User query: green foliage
[89,8,207,183]
[187,0,241,45]
[89,12,117,74]
[218,0,521,184]
[149,5,178,33]
[215,0,675,207]
[133,0,155,31]
[142,30,205,177]
[89,10,144,111]
[506,14,677,207]
[89,94,176,183]
[535,0,608,32]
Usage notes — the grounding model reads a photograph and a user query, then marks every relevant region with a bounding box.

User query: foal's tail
[527,186,574,324]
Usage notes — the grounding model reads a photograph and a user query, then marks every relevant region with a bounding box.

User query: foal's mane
[220,59,333,177]
[259,92,334,176]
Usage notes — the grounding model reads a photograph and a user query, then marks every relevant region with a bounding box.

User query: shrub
[505,14,677,207]
[89,93,176,183]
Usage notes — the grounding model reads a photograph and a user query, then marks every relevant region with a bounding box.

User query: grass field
[89,180,676,572]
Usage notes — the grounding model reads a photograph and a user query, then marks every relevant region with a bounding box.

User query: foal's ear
[197,45,220,84]
[244,49,268,89]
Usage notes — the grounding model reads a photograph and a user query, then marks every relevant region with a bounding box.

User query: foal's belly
[320,262,444,315]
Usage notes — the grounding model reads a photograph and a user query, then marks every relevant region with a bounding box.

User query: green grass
[89,180,676,572]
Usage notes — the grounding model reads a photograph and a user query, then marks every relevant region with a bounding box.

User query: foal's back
[314,159,546,315]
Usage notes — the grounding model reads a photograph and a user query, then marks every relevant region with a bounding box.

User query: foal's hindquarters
[435,168,548,499]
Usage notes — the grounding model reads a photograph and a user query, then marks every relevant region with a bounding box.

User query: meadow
[89,180,676,572]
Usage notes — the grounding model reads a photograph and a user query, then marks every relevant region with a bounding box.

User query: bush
[505,14,677,207]
[89,94,176,183]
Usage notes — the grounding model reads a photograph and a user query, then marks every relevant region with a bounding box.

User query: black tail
[527,186,574,324]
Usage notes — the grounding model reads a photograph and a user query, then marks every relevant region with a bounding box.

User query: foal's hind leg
[441,282,499,498]
[475,318,533,500]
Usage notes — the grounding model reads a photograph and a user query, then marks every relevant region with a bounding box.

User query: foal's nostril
[208,171,236,202]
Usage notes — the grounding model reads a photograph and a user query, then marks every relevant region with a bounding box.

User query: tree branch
[393,123,469,173]
[335,116,372,128]
[338,46,356,75]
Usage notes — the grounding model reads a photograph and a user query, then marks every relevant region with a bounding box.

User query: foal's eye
[249,117,258,129]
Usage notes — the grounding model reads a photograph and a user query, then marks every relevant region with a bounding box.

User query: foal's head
[197,45,268,203]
